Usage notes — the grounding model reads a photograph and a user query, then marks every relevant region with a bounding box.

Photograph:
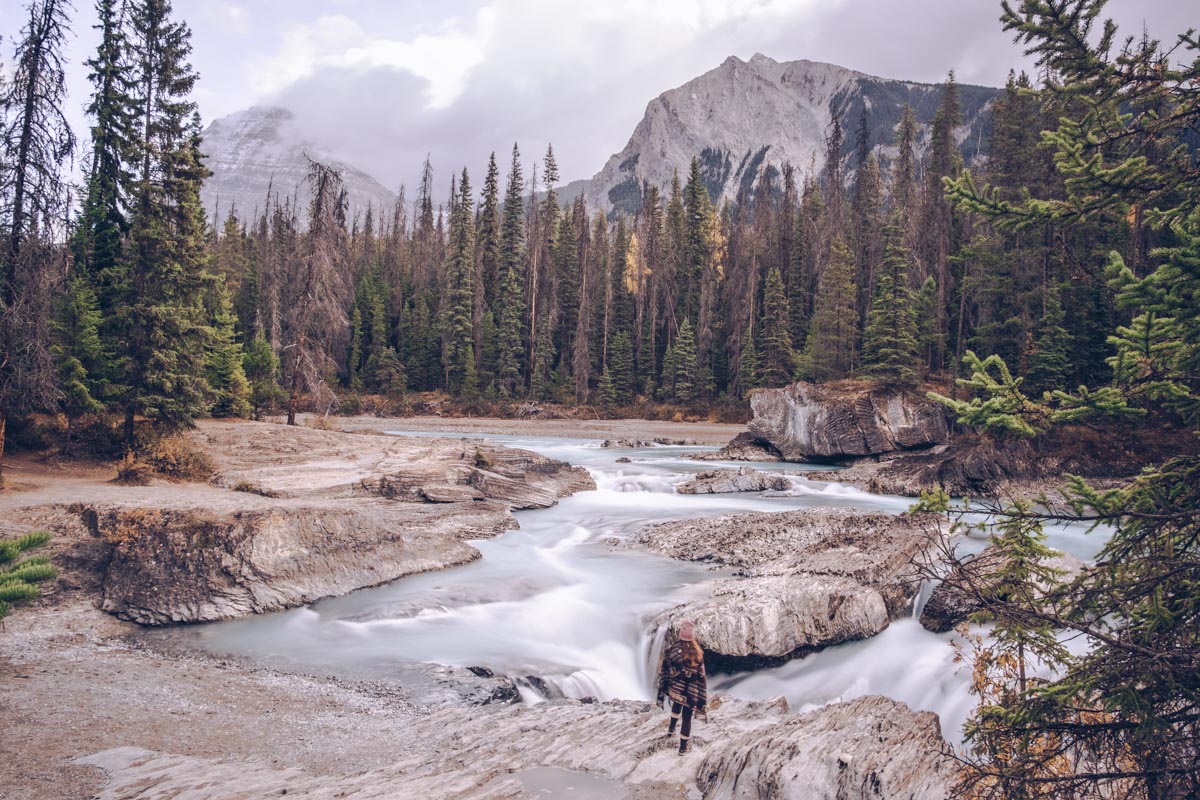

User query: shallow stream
[154,431,1107,745]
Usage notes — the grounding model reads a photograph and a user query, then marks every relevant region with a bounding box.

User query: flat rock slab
[77,695,955,799]
[62,420,596,625]
[640,509,945,659]
[194,419,594,509]
[92,498,513,625]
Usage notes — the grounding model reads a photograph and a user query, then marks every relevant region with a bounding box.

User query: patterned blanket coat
[657,640,708,714]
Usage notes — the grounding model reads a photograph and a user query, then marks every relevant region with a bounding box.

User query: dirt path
[321,414,745,445]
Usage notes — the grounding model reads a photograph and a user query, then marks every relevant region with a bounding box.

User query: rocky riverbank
[1,417,961,799]
[20,420,592,625]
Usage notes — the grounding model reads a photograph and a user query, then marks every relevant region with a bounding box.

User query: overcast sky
[3,0,1196,191]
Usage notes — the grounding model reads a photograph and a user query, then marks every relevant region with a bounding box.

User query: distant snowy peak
[585,54,998,215]
[200,106,396,226]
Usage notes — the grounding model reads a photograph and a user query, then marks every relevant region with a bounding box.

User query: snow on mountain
[199,106,396,227]
[584,53,998,215]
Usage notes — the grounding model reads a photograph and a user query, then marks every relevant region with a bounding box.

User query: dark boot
[678,737,690,755]
[667,717,677,736]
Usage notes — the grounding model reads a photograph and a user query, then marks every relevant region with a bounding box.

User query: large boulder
[699,696,957,799]
[747,382,950,461]
[676,467,791,494]
[78,695,955,799]
[641,509,945,661]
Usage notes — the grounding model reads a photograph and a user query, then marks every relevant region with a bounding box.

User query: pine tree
[52,276,109,446]
[445,168,477,396]
[242,334,282,420]
[206,286,251,418]
[758,267,795,387]
[597,366,616,408]
[369,347,407,395]
[804,237,857,381]
[737,318,760,396]
[1024,286,1071,396]
[1,0,76,482]
[671,318,699,405]
[608,331,634,405]
[495,144,526,396]
[919,73,963,372]
[915,276,941,370]
[75,0,135,302]
[478,152,501,309]
[109,0,212,447]
[861,217,920,386]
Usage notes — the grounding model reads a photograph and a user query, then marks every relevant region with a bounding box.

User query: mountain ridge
[200,54,999,223]
[583,53,998,215]
[200,106,397,227]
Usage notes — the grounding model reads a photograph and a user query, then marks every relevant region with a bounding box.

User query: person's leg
[678,706,693,753]
[668,701,682,735]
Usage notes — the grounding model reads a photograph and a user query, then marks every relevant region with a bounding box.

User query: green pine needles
[0,532,56,620]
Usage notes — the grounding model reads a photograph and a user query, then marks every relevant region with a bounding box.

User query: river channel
[156,431,1107,744]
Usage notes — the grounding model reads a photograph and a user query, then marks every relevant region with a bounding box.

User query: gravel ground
[313,414,746,445]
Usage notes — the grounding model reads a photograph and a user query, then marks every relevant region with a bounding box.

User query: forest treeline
[1,0,1145,471]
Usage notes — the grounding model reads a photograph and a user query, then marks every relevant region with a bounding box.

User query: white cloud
[249,13,487,110]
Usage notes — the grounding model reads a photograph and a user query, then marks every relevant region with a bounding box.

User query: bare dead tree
[282,159,350,425]
[0,0,75,485]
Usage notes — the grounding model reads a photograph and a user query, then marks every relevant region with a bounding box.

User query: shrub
[141,435,217,481]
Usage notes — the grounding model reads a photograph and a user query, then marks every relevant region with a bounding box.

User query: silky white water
[169,431,1109,744]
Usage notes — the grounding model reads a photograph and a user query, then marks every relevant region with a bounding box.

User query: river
[160,431,1107,745]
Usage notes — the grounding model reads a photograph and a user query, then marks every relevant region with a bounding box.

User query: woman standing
[656,619,707,754]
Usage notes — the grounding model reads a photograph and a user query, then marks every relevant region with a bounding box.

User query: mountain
[199,106,396,226]
[584,54,999,215]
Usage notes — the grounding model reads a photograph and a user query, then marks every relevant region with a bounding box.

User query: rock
[746,382,950,461]
[92,499,513,625]
[198,419,594,510]
[676,467,791,494]
[602,438,653,448]
[78,695,954,799]
[688,431,783,462]
[920,544,1087,633]
[84,420,595,625]
[863,438,1039,497]
[417,485,483,503]
[698,696,957,799]
[641,509,945,661]
[615,456,633,464]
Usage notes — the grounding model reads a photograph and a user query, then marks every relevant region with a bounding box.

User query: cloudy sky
[4,0,1195,191]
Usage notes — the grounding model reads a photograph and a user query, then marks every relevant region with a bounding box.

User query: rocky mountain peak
[584,54,997,215]
[200,105,396,228]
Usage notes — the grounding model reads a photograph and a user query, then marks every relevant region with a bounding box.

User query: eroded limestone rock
[77,695,955,799]
[676,467,791,495]
[747,382,949,461]
[641,509,945,660]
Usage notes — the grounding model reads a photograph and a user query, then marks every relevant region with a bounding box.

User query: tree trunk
[287,364,300,425]
[0,404,8,489]
[124,405,135,453]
